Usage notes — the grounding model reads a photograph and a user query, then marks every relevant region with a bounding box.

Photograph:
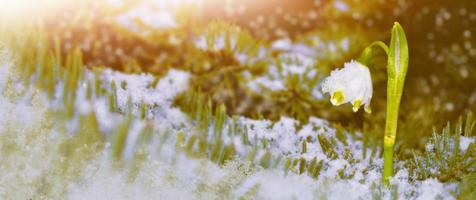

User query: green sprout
[380,22,409,186]
[323,22,409,186]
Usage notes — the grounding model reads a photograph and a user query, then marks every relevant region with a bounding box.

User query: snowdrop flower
[322,60,372,113]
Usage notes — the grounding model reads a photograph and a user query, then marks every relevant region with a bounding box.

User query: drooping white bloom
[322,60,373,113]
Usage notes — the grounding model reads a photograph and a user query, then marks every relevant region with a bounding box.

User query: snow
[416,179,457,200]
[248,77,286,91]
[195,34,235,52]
[0,51,46,133]
[116,3,178,34]
[0,47,13,94]
[247,38,326,101]
[334,1,349,12]
[235,116,354,163]
[123,120,146,161]
[239,171,318,200]
[93,98,117,133]
[101,69,189,109]
[0,48,467,200]
[459,136,475,151]
[246,53,317,93]
[271,39,317,57]
[271,38,292,50]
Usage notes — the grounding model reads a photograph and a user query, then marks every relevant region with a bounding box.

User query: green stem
[370,41,390,55]
[358,22,408,187]
[358,41,389,64]
[382,22,408,186]
[383,89,400,185]
[383,142,394,183]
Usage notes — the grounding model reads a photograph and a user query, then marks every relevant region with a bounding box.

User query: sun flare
[0,0,66,22]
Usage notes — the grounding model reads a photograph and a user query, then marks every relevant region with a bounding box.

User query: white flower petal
[322,60,373,112]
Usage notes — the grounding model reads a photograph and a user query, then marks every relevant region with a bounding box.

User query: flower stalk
[382,22,409,185]
[323,22,409,186]
[361,22,409,186]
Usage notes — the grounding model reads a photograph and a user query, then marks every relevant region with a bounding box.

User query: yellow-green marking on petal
[364,104,372,113]
[352,99,362,112]
[331,90,345,105]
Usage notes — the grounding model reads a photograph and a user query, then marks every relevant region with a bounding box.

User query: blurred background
[1,0,476,156]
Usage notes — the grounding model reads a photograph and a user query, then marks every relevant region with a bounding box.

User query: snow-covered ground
[0,48,466,199]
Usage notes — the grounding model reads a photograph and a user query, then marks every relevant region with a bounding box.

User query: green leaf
[383,22,409,186]
[388,22,409,80]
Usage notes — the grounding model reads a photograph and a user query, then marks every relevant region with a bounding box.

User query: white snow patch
[334,1,349,12]
[0,48,462,200]
[116,4,178,34]
[459,136,475,151]
[101,69,189,109]
[416,179,457,200]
